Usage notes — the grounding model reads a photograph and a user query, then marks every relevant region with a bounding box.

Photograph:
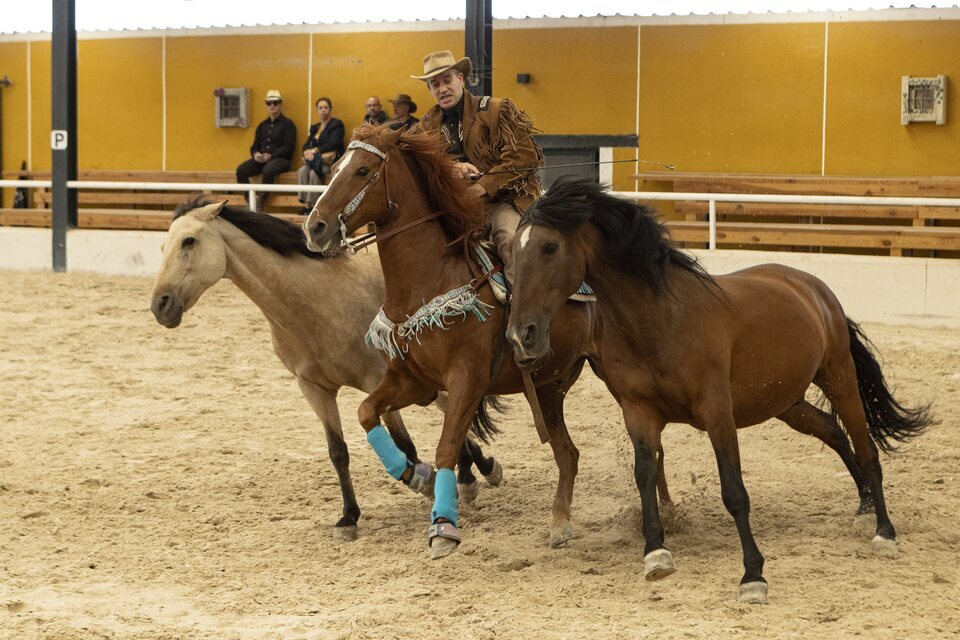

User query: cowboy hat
[410,50,472,81]
[264,89,283,101]
[389,93,418,113]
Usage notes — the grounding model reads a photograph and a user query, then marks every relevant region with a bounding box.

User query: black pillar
[465,0,492,97]
[52,0,78,272]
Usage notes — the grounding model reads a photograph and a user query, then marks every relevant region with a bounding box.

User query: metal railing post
[708,199,717,250]
[249,188,257,212]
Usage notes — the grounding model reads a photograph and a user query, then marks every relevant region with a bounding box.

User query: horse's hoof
[484,459,503,487]
[871,535,898,558]
[738,581,769,604]
[430,536,460,560]
[643,549,677,581]
[333,525,358,542]
[459,481,480,504]
[549,522,577,548]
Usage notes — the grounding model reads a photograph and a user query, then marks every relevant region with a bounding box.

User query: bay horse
[301,125,605,557]
[149,197,503,541]
[506,177,931,603]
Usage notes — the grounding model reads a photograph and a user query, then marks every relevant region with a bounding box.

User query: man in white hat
[236,89,298,211]
[413,50,543,284]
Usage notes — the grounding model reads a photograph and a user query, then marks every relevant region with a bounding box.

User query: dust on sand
[1,271,958,639]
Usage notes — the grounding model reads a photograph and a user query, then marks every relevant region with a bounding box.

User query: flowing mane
[521,176,716,292]
[354,124,485,240]
[173,195,324,260]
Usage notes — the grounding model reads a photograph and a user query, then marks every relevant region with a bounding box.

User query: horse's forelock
[173,193,216,220]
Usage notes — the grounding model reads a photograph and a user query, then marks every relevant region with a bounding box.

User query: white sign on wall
[51,130,68,150]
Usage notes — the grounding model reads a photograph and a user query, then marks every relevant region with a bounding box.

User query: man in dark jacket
[236,89,297,211]
[414,50,543,284]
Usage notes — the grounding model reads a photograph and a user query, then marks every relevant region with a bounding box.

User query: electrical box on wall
[214,87,249,128]
[901,75,946,125]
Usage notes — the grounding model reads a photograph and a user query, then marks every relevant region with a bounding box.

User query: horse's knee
[358,399,379,430]
[327,437,350,468]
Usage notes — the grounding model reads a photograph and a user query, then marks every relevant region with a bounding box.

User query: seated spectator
[298,97,345,212]
[363,96,388,126]
[389,93,420,130]
[236,89,297,212]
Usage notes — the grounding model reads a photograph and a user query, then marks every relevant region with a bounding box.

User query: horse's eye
[182,237,196,248]
[543,242,559,256]
[358,166,370,177]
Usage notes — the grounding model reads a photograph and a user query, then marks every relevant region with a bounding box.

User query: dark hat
[389,93,418,114]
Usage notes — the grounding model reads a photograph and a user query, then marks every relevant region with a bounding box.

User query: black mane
[521,176,715,292]
[173,194,324,260]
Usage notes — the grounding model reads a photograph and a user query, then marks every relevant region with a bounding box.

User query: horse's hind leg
[817,361,898,555]
[457,442,481,503]
[296,379,360,541]
[778,400,873,514]
[537,383,580,548]
[465,436,503,486]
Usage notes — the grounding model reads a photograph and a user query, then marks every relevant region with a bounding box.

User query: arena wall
[1,227,957,326]
[3,14,959,207]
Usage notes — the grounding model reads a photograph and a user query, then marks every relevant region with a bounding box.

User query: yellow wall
[495,27,637,136]
[3,18,960,201]
[639,23,826,174]
[79,38,163,170]
[0,42,28,207]
[826,20,960,176]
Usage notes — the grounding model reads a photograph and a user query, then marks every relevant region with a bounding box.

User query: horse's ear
[194,200,229,221]
[381,125,404,147]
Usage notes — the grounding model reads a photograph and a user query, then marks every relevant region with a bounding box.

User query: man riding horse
[413,50,543,285]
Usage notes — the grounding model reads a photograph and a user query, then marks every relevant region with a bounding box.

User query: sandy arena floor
[1,270,958,639]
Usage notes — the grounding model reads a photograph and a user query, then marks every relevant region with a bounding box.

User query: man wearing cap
[389,93,420,130]
[236,89,298,211]
[413,50,543,285]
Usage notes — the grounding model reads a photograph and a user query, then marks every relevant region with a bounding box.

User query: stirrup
[407,462,435,496]
[428,522,462,546]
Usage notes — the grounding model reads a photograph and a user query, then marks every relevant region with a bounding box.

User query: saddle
[474,243,595,306]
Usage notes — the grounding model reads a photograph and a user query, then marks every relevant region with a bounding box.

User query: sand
[1,270,958,639]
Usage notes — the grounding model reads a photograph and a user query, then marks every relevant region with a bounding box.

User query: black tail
[471,395,505,444]
[846,318,932,453]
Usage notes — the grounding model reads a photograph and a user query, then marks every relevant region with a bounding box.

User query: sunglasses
[265,100,282,106]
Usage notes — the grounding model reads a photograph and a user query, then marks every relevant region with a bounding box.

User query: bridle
[305,139,444,254]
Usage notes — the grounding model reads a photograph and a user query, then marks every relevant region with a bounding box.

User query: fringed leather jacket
[419,90,544,213]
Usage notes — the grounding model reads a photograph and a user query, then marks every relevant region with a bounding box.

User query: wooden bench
[1,169,314,231]
[635,172,960,257]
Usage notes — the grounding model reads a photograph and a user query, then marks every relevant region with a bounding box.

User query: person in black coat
[297,97,345,212]
[236,89,297,212]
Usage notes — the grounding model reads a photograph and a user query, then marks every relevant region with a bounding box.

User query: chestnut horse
[150,197,503,541]
[302,125,603,557]
[506,177,931,603]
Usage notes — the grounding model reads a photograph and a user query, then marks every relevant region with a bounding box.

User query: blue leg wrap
[366,424,411,480]
[431,468,458,526]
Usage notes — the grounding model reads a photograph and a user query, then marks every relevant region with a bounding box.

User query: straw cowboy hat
[264,89,283,101]
[410,50,472,81]
[389,93,418,113]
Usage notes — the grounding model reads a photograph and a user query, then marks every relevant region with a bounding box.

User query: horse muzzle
[151,292,184,328]
[506,320,551,368]
[302,213,345,255]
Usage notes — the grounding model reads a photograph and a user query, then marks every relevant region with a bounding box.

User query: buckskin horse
[150,196,504,541]
[505,176,931,603]
[301,125,606,558]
